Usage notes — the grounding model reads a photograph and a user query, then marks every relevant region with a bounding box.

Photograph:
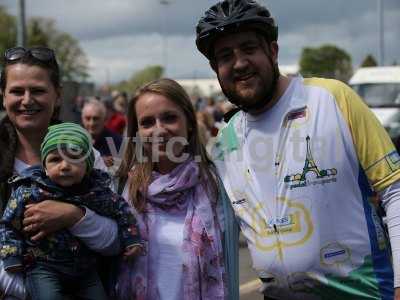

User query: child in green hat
[0,122,142,300]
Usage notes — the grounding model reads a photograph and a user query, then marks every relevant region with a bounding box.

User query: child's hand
[123,244,143,260]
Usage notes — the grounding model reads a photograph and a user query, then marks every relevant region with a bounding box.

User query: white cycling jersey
[213,76,400,300]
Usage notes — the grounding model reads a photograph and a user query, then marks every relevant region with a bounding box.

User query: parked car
[349,66,400,145]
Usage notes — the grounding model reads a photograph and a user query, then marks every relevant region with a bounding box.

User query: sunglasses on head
[4,46,56,63]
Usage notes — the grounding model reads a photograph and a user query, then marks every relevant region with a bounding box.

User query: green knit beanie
[41,122,95,172]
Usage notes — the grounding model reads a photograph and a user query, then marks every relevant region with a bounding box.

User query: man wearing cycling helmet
[196,1,400,299]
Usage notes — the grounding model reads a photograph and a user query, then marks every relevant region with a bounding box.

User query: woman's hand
[23,200,85,241]
[123,244,144,260]
[396,287,400,300]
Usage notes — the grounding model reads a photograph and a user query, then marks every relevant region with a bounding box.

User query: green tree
[299,44,353,82]
[27,18,50,46]
[360,54,378,67]
[0,6,88,81]
[114,65,164,93]
[27,18,89,81]
[0,6,16,60]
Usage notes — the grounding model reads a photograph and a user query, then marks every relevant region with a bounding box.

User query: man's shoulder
[303,77,354,98]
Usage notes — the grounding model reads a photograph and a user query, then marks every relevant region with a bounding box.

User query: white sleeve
[379,180,400,288]
[93,148,108,172]
[0,260,26,299]
[69,208,121,256]
[69,150,120,255]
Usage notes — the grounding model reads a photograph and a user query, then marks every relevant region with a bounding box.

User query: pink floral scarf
[116,159,226,300]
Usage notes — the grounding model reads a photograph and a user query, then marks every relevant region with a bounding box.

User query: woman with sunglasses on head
[114,78,239,300]
[0,47,120,299]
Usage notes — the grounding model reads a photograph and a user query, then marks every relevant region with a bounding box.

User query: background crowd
[72,88,236,171]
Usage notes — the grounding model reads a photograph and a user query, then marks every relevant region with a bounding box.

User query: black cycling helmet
[196,0,278,60]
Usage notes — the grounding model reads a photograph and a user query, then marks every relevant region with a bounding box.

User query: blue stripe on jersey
[358,166,394,300]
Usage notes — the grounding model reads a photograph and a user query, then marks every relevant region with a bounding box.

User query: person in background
[193,95,206,112]
[81,99,123,168]
[0,46,119,300]
[196,0,400,299]
[0,122,143,300]
[196,113,212,146]
[196,111,217,146]
[114,78,239,300]
[199,110,218,137]
[205,97,224,123]
[113,91,129,115]
[104,96,127,136]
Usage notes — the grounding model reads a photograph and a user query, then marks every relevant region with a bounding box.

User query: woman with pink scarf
[114,79,239,300]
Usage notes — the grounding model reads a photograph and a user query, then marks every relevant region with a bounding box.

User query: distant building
[175,78,220,98]
[176,64,299,98]
[280,64,300,76]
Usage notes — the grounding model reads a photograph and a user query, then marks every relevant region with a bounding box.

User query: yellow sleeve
[305,78,400,192]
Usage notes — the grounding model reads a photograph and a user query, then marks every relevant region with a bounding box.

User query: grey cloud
[82,32,214,84]
[3,0,216,40]
[2,0,399,83]
[267,0,398,33]
[7,0,397,40]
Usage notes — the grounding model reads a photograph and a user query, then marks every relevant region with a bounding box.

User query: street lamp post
[17,0,27,47]
[377,0,384,66]
[160,0,170,76]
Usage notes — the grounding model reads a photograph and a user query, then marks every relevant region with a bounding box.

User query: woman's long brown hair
[117,78,218,213]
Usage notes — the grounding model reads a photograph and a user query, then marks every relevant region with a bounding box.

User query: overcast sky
[2,0,399,84]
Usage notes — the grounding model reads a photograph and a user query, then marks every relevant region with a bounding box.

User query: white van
[349,66,400,139]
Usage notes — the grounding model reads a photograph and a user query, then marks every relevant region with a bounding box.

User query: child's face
[44,150,87,187]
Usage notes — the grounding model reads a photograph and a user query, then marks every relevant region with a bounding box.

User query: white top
[121,183,185,300]
[149,210,185,300]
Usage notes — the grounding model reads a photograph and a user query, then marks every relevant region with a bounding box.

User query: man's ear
[270,41,279,64]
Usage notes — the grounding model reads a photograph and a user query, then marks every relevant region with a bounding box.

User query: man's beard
[221,64,280,113]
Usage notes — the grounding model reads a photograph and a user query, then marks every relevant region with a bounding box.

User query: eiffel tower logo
[284,136,337,188]
[301,136,323,181]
